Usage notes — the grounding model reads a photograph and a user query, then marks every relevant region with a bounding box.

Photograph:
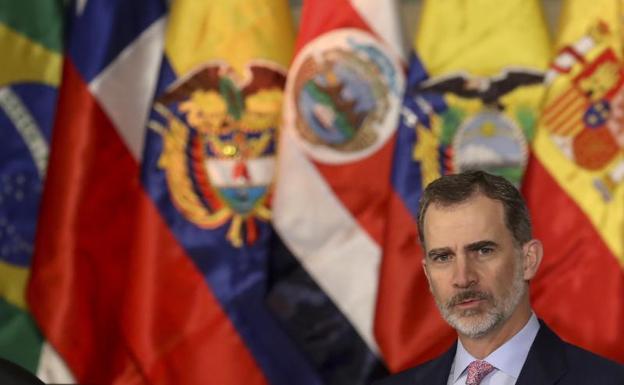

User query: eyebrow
[427,247,452,259]
[426,240,499,259]
[464,240,499,252]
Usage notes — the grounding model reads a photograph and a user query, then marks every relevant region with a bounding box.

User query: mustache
[446,290,492,308]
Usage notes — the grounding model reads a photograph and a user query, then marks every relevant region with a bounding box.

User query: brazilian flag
[0,0,64,373]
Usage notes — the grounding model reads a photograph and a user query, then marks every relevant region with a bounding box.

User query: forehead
[423,194,509,249]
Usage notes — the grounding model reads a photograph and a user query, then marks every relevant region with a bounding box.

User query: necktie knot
[466,360,495,385]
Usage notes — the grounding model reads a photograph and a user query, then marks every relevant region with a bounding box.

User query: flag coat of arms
[375,0,552,371]
[137,0,331,384]
[523,0,624,363]
[272,0,405,383]
[29,0,404,383]
[26,0,257,383]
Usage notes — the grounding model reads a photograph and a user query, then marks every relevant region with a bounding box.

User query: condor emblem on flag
[149,61,287,246]
[412,68,544,186]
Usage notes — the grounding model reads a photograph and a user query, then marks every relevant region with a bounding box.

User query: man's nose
[452,256,477,289]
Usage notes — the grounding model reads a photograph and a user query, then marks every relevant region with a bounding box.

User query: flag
[272,0,405,383]
[27,0,168,383]
[375,0,551,371]
[523,0,624,362]
[139,0,322,384]
[0,0,63,374]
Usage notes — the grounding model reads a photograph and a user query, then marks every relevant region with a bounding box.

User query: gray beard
[436,265,527,339]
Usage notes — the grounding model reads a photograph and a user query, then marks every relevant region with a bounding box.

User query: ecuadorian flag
[376,0,552,372]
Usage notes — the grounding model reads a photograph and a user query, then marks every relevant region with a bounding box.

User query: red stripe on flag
[28,58,140,383]
[294,0,404,245]
[543,94,585,135]
[122,192,267,385]
[522,154,624,363]
[374,191,455,372]
[557,122,584,137]
[313,141,395,246]
[544,99,582,127]
[543,88,579,117]
[28,59,268,384]
[295,0,375,53]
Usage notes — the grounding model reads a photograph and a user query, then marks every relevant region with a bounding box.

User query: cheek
[426,270,450,298]
[491,260,518,294]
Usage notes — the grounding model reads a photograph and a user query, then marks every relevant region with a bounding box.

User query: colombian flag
[139,0,310,384]
[523,0,624,363]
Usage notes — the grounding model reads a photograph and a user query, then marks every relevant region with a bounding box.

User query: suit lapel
[516,320,567,385]
[417,342,457,385]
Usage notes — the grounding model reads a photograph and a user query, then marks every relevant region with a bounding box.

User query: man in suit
[374,170,624,385]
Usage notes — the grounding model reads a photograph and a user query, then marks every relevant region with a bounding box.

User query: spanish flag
[375,0,552,371]
[523,0,624,363]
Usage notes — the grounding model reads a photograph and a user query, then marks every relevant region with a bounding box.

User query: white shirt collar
[451,312,540,383]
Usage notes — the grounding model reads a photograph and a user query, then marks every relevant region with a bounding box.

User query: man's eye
[432,254,451,262]
[478,247,494,255]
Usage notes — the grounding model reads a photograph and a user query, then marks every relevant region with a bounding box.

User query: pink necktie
[466,360,495,385]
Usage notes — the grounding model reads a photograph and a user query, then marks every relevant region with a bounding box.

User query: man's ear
[522,239,543,280]
[422,257,433,292]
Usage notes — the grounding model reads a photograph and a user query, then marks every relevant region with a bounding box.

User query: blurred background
[1,0,623,384]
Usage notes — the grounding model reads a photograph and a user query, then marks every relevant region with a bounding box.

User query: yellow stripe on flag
[542,89,585,136]
[555,0,623,54]
[413,0,551,186]
[0,261,29,310]
[153,0,295,247]
[534,0,624,264]
[415,0,550,110]
[165,0,295,77]
[0,23,61,87]
[533,134,624,263]
[416,0,551,75]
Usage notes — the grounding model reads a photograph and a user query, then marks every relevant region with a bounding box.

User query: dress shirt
[447,312,540,385]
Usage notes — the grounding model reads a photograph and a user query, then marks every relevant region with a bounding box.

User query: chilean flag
[28,1,271,383]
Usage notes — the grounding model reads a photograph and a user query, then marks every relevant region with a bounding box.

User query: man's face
[422,193,528,339]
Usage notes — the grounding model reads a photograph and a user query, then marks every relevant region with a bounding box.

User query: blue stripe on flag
[391,53,447,217]
[141,55,387,385]
[141,58,323,384]
[141,137,323,384]
[67,0,166,83]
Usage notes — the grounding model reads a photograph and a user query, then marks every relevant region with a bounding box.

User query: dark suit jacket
[373,321,624,385]
[0,358,45,385]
